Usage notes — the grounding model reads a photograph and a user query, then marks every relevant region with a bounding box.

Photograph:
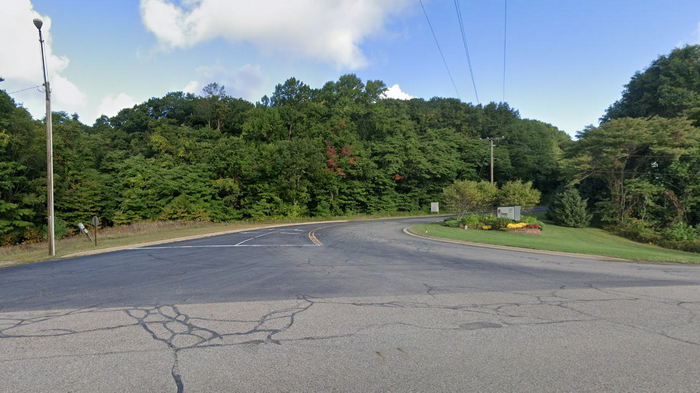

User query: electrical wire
[453,0,480,104]
[418,0,461,99]
[7,85,42,95]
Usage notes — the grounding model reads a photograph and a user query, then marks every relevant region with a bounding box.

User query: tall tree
[572,117,700,225]
[602,45,700,122]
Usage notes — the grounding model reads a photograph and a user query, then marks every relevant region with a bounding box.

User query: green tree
[0,75,575,245]
[0,131,35,243]
[442,180,498,215]
[198,82,228,130]
[603,45,700,122]
[573,117,700,224]
[0,91,44,243]
[498,180,541,210]
[500,120,570,194]
[547,188,592,228]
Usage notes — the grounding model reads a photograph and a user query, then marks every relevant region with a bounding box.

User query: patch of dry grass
[0,220,292,267]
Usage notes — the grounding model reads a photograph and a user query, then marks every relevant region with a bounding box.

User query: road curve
[1,217,700,392]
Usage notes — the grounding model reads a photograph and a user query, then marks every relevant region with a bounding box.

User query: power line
[502,0,508,102]
[453,0,480,104]
[418,0,461,99]
[7,84,42,95]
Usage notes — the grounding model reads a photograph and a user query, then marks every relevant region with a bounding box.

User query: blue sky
[2,0,699,135]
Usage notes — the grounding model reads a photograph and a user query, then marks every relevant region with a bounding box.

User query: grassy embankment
[1,211,430,268]
[409,221,700,264]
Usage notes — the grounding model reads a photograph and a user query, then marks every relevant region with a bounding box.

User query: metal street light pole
[33,18,55,256]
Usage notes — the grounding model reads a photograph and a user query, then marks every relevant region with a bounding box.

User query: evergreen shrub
[547,188,591,228]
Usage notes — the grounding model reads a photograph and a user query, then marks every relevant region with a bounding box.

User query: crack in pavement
[2,285,700,392]
[0,298,315,392]
[5,220,700,392]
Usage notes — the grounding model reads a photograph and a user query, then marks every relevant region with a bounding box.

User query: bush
[460,214,481,229]
[661,222,699,243]
[498,180,541,210]
[442,180,544,217]
[443,218,460,228]
[609,218,661,244]
[547,188,591,228]
[160,195,211,221]
[492,217,514,230]
[479,214,498,227]
[608,219,700,252]
[520,215,544,230]
[38,218,70,240]
[660,238,700,253]
[442,180,498,214]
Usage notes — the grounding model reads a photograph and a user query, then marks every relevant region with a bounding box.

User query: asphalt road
[1,217,700,392]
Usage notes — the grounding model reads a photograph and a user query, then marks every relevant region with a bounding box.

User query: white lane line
[235,244,319,247]
[234,230,276,246]
[240,229,278,233]
[129,244,320,250]
[127,227,326,250]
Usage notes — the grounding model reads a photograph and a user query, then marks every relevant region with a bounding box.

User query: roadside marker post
[91,216,100,247]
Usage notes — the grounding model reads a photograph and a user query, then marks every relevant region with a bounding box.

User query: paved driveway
[1,217,700,392]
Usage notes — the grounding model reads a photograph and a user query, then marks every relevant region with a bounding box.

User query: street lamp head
[33,18,43,30]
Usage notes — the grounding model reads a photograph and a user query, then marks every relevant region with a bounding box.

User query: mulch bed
[506,228,541,235]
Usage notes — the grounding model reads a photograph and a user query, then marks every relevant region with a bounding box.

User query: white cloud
[140,0,412,69]
[183,80,200,94]
[382,84,413,100]
[227,64,265,100]
[52,75,87,109]
[183,63,266,101]
[0,0,86,116]
[85,93,139,124]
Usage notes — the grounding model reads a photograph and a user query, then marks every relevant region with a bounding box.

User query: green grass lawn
[409,222,700,264]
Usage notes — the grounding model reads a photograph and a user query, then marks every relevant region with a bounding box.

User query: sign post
[91,216,100,247]
[430,202,439,214]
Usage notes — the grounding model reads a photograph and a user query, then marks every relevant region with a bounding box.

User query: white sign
[430,202,439,213]
[497,206,521,221]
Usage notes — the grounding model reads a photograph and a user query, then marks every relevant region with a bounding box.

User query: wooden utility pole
[484,137,504,184]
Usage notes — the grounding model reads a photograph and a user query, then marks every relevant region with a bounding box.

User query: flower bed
[506,222,541,235]
[506,228,541,235]
[443,214,543,234]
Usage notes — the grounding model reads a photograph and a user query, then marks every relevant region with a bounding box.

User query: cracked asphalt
[2,217,700,392]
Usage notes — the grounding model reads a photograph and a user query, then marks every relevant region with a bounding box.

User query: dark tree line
[3,45,698,249]
[0,75,569,244]
[571,45,700,250]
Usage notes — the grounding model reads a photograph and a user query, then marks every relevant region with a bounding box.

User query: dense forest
[1,45,699,250]
[569,45,700,250]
